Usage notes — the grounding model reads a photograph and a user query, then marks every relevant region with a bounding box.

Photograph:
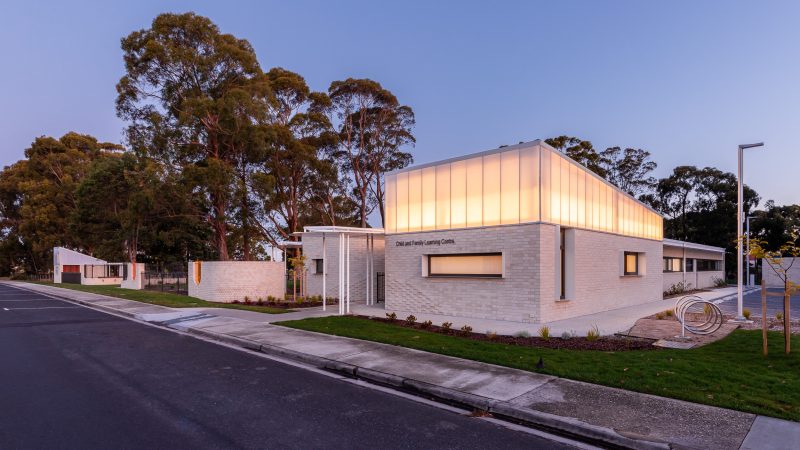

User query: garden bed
[359,315,657,351]
[232,299,338,309]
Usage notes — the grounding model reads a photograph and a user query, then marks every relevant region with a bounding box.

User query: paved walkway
[8,281,799,450]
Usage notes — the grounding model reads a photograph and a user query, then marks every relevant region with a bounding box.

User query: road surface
[0,283,579,449]
[717,287,800,319]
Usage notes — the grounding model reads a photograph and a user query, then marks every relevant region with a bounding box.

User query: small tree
[287,253,307,301]
[746,231,799,354]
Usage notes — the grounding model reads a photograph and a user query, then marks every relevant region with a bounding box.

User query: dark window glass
[686,258,694,272]
[697,259,722,271]
[314,259,323,274]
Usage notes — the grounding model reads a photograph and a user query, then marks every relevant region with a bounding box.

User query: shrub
[256,298,264,306]
[513,330,530,338]
[712,276,728,288]
[486,331,498,340]
[441,322,453,332]
[663,281,693,297]
[404,315,417,326]
[284,293,292,302]
[586,325,600,341]
[538,326,550,340]
[655,312,665,320]
[743,308,751,320]
[776,312,784,321]
[460,325,473,335]
[296,296,304,305]
[421,320,433,329]
[665,309,673,317]
[10,273,27,280]
[232,300,241,304]
[267,295,276,303]
[386,312,397,322]
[244,296,252,305]
[560,331,571,340]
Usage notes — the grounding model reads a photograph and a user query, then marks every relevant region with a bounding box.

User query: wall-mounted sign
[396,238,455,247]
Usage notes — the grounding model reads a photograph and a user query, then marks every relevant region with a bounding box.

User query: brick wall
[188,261,285,303]
[540,228,663,322]
[385,224,540,323]
[384,224,664,323]
[121,263,146,290]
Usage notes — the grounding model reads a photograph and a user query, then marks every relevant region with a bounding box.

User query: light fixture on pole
[736,142,763,321]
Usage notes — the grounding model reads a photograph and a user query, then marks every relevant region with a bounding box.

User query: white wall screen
[384,142,663,240]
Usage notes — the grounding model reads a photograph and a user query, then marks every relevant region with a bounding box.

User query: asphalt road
[717,288,800,319]
[0,284,577,450]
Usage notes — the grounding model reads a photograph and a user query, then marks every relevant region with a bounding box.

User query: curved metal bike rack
[674,295,725,337]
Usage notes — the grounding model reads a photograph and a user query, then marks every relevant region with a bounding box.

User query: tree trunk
[376,175,385,227]
[211,191,229,261]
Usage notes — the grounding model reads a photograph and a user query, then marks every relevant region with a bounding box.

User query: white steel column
[365,235,370,305]
[322,233,326,311]
[346,234,351,314]
[338,234,344,315]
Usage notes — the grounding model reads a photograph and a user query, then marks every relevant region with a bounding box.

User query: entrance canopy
[298,226,384,315]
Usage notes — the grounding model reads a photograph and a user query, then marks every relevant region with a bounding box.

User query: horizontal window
[624,252,639,276]
[428,253,502,278]
[686,258,694,272]
[663,257,682,273]
[697,259,722,272]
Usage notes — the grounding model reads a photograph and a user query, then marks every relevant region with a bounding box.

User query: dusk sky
[2,1,798,206]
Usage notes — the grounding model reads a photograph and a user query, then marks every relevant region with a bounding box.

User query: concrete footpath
[9,282,799,450]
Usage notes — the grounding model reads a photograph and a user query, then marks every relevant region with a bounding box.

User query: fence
[376,272,385,303]
[143,272,188,295]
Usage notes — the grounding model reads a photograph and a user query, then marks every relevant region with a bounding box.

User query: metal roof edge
[663,238,726,253]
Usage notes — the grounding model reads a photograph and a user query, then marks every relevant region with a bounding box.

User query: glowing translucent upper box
[384,140,663,240]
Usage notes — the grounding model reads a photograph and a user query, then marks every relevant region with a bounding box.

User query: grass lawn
[279,316,800,421]
[30,282,290,314]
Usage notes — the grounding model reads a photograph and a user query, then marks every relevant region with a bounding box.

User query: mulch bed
[357,315,658,351]
[663,288,711,299]
[232,300,338,309]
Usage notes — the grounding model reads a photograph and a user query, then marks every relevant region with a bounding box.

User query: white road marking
[0,299,58,302]
[5,306,80,310]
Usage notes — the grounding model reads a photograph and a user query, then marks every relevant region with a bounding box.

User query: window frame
[427,252,503,278]
[624,251,639,276]
[313,258,324,275]
[663,257,682,273]
[697,259,722,272]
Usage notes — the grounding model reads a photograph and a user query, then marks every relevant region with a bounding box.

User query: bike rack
[674,295,725,338]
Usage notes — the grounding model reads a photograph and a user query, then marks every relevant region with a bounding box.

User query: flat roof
[301,226,386,235]
[663,238,726,253]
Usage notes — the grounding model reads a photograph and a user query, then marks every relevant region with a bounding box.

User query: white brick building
[296,140,725,324]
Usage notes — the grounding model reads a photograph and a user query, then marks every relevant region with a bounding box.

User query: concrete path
[9,281,798,450]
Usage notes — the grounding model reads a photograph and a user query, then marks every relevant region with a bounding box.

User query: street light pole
[736,142,763,321]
